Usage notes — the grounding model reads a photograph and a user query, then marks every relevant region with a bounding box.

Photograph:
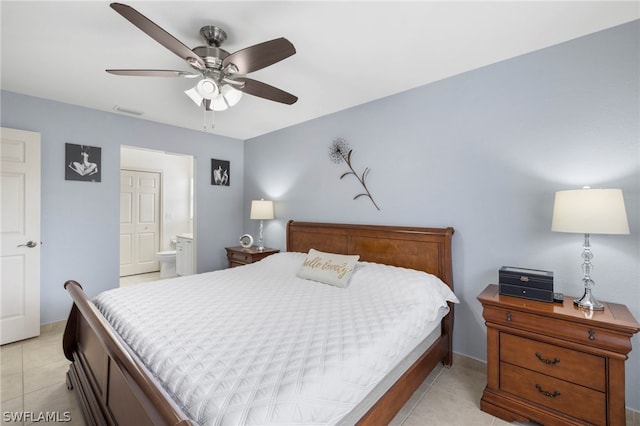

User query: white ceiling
[2,1,638,140]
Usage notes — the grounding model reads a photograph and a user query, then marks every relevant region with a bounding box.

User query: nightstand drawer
[228,251,252,264]
[484,306,624,352]
[500,362,606,426]
[225,246,280,268]
[501,333,605,391]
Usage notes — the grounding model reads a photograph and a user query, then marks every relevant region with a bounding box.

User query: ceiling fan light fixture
[185,78,223,107]
[196,78,219,100]
[212,95,229,111]
[209,84,243,111]
[222,84,243,107]
[184,86,203,106]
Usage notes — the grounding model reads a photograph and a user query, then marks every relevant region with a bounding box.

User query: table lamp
[250,199,274,251]
[551,188,629,310]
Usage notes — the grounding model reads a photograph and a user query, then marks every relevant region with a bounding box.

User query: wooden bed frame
[63,221,455,425]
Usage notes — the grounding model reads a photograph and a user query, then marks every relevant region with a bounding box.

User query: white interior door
[120,169,161,276]
[1,127,41,344]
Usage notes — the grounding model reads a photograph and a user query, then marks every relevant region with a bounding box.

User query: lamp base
[572,233,604,311]
[573,287,604,311]
[257,219,265,252]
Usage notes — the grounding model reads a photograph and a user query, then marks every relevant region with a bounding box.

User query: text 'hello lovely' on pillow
[297,249,359,288]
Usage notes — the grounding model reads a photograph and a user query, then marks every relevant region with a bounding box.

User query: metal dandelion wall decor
[329,137,380,211]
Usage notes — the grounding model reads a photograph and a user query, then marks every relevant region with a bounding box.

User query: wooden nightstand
[478,284,639,426]
[225,246,279,268]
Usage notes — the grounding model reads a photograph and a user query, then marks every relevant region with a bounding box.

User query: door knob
[17,241,38,248]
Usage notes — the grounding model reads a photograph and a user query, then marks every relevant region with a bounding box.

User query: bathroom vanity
[176,234,194,276]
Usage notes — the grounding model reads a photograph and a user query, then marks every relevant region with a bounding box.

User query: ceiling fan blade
[107,69,199,78]
[223,38,295,74]
[235,77,297,105]
[110,3,205,70]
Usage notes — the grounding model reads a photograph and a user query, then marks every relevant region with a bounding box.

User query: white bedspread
[94,252,458,425]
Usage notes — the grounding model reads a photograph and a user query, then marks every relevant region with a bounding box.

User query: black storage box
[499,266,554,302]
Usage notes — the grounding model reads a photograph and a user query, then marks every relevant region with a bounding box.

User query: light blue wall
[1,92,244,323]
[243,21,640,410]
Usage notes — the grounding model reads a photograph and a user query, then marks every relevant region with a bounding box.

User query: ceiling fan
[106,2,298,114]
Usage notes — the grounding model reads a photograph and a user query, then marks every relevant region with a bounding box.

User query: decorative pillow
[297,249,360,288]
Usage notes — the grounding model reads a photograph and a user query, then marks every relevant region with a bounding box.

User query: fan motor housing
[192,46,228,69]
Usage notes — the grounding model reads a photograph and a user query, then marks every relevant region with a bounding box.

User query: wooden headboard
[286,221,454,288]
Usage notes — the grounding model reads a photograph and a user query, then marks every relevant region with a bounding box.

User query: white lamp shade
[196,78,219,100]
[222,84,243,107]
[250,200,274,220]
[185,78,221,108]
[184,86,203,106]
[551,188,630,234]
[211,95,228,111]
[211,85,243,111]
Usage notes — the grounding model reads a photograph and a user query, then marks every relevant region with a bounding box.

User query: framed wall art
[211,159,230,186]
[65,143,102,182]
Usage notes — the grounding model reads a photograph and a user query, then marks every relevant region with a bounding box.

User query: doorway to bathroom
[120,169,161,276]
[119,146,195,285]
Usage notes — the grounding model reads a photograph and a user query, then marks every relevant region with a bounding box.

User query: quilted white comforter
[94,252,458,425]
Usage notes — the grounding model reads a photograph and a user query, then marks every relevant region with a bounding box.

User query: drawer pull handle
[588,330,596,341]
[535,352,560,365]
[506,312,512,321]
[535,384,560,398]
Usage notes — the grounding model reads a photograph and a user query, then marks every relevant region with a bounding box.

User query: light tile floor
[119,271,162,287]
[390,356,509,426]
[1,322,83,426]
[2,271,637,425]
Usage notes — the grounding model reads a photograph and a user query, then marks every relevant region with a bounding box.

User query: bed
[63,221,456,425]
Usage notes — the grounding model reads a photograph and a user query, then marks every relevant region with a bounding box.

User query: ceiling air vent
[113,105,144,116]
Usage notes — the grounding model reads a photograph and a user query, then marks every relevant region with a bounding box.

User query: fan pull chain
[203,105,207,131]
[203,105,215,132]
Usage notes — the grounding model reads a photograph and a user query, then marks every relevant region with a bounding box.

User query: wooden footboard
[64,221,455,426]
[63,280,193,426]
